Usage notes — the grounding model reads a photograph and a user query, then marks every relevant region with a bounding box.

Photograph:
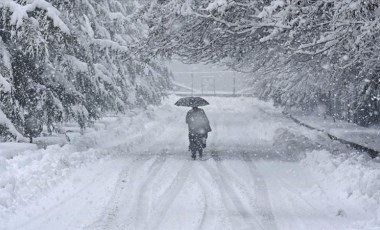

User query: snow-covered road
[2,97,377,230]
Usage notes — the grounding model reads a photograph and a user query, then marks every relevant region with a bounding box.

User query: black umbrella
[175,97,209,107]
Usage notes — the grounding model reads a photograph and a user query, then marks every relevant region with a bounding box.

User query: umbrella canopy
[175,97,210,107]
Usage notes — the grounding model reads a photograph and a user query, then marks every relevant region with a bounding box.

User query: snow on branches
[0,0,171,141]
[0,0,69,33]
[142,0,380,126]
[205,0,228,15]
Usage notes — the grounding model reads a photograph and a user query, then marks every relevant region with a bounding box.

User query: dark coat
[186,108,211,134]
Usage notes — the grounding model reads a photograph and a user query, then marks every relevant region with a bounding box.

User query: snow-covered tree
[0,0,171,140]
[142,0,380,126]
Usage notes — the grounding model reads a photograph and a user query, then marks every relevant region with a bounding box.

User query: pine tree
[0,0,171,141]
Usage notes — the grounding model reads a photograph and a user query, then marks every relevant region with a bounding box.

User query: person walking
[186,106,211,159]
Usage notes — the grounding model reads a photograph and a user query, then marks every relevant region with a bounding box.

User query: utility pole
[213,77,216,96]
[191,73,194,96]
[201,77,204,96]
[233,75,236,96]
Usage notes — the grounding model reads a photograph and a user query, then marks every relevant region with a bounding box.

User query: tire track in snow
[88,111,185,230]
[131,153,168,230]
[87,154,167,230]
[202,152,264,230]
[193,163,223,230]
[147,161,193,230]
[240,152,278,230]
[85,161,134,230]
[195,176,211,230]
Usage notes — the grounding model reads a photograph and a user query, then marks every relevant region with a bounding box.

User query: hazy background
[167,60,246,93]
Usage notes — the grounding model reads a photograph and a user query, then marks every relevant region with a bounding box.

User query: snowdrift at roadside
[302,150,380,227]
[0,103,181,217]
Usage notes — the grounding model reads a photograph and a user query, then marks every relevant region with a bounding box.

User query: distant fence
[171,77,254,97]
[168,91,254,97]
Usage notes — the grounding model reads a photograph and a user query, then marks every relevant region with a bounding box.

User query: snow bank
[302,150,380,226]
[0,104,180,217]
[0,143,37,159]
[273,127,320,160]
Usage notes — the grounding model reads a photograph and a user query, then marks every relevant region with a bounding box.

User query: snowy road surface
[2,97,375,230]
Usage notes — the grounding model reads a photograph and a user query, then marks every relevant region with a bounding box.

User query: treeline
[0,0,172,141]
[142,0,380,126]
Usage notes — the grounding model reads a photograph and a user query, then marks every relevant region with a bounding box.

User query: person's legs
[189,132,208,160]
[198,148,203,158]
[189,132,196,159]
[193,134,203,158]
[191,150,196,160]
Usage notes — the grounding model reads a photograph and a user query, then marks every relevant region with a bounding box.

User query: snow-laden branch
[0,0,70,34]
[0,109,23,140]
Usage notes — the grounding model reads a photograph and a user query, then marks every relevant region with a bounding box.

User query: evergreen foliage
[0,0,172,140]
